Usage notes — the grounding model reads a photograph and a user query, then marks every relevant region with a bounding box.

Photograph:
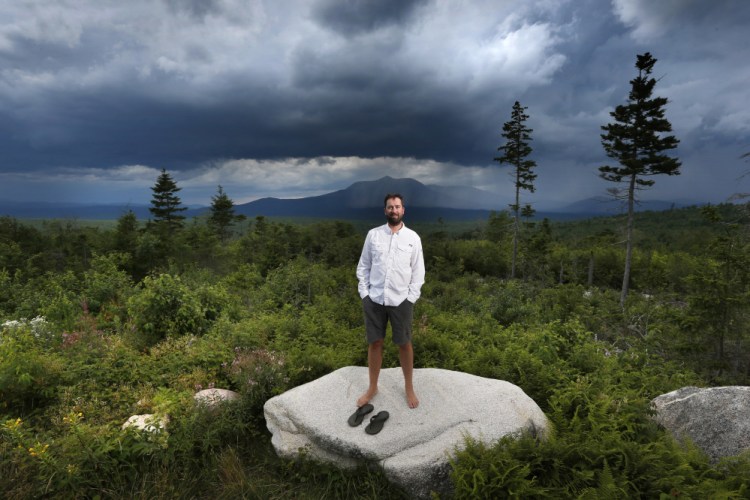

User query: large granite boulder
[264,366,548,498]
[652,386,750,462]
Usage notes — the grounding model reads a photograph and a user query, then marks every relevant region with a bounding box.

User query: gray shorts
[362,296,414,345]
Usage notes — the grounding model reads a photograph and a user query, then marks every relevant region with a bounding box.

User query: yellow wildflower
[3,418,22,430]
[62,411,84,425]
[28,443,49,458]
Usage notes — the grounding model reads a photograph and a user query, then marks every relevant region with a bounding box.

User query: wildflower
[30,316,50,338]
[2,319,22,329]
[2,316,51,341]
[28,443,49,458]
[62,412,84,425]
[3,418,22,431]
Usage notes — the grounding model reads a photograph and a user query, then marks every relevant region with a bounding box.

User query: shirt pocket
[395,242,413,270]
[371,242,387,264]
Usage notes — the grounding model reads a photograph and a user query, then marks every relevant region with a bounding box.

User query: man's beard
[386,213,403,226]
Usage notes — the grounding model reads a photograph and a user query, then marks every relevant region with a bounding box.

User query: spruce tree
[599,52,681,307]
[114,209,138,254]
[149,169,187,237]
[494,101,537,279]
[208,185,243,242]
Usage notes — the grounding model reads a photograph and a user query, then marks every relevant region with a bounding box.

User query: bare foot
[356,388,378,407]
[406,388,419,409]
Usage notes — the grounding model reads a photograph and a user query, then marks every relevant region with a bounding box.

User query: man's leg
[357,339,383,406]
[391,299,419,408]
[399,341,419,408]
[358,296,386,407]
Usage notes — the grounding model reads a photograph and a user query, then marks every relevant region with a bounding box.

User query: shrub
[223,347,290,422]
[81,252,133,321]
[11,271,82,331]
[0,317,64,414]
[146,333,233,391]
[489,280,539,326]
[126,273,228,347]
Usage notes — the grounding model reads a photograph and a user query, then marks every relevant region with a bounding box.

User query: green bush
[126,273,228,347]
[9,271,83,331]
[489,280,539,326]
[0,317,64,414]
[223,347,290,424]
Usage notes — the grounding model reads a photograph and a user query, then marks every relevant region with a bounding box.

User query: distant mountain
[221,176,507,222]
[0,177,705,222]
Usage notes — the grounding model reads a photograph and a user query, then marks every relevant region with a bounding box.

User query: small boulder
[122,413,169,433]
[194,388,240,408]
[264,366,548,498]
[652,386,750,462]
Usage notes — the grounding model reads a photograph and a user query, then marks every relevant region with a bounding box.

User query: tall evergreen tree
[208,185,243,242]
[114,210,138,253]
[599,52,681,307]
[494,101,537,279]
[149,169,187,237]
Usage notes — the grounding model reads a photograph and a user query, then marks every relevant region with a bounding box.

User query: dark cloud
[313,0,428,36]
[0,0,747,206]
[165,0,225,20]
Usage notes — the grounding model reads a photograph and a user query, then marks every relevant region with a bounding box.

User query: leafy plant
[0,318,64,414]
[126,273,227,347]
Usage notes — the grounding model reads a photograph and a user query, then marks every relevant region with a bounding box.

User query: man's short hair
[384,193,404,207]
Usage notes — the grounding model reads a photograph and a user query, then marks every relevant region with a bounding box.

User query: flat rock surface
[264,366,548,498]
[653,386,750,462]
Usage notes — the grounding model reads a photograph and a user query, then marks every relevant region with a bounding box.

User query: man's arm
[356,232,373,299]
[407,238,425,303]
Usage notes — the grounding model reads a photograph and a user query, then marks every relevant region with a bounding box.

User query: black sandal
[348,404,374,426]
[365,411,390,435]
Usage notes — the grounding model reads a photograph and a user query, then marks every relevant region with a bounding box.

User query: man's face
[384,197,404,226]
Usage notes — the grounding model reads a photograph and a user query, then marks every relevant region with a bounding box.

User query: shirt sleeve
[407,237,425,303]
[356,231,373,299]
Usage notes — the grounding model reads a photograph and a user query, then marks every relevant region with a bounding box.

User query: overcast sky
[0,0,748,210]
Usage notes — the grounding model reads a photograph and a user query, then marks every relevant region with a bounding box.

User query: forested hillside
[1,202,749,498]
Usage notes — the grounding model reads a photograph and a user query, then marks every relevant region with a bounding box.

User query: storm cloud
[0,0,748,208]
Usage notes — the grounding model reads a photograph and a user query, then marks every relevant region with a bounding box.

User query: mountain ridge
[0,176,702,220]
[226,177,699,220]
[212,176,503,221]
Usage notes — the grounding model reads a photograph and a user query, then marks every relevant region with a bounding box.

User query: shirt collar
[382,222,405,234]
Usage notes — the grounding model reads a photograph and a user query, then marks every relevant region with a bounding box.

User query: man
[356,193,425,409]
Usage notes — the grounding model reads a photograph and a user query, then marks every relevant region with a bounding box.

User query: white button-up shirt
[356,223,425,306]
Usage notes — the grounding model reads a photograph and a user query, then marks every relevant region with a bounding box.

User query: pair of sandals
[348,404,389,434]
